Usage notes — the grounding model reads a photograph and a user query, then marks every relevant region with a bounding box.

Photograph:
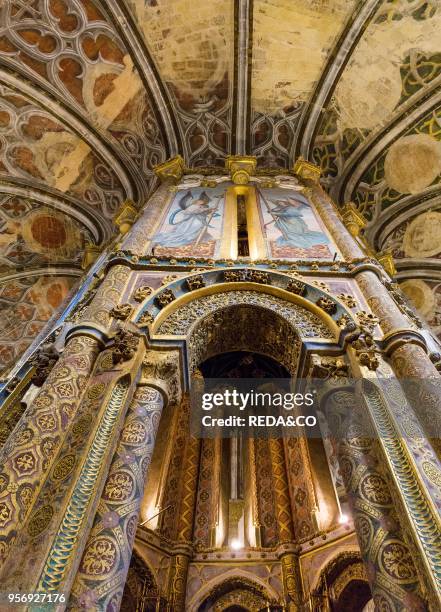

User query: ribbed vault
[1,0,441,371]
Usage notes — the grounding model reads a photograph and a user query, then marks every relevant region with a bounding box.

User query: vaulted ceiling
[1,0,441,373]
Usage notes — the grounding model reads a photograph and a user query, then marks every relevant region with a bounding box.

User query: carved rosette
[112,330,140,365]
[133,286,153,302]
[156,289,176,308]
[110,304,134,321]
[316,296,337,314]
[186,275,205,291]
[286,280,307,296]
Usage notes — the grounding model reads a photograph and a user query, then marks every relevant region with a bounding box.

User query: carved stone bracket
[316,296,337,314]
[340,202,367,238]
[156,289,176,308]
[113,200,138,235]
[225,155,257,185]
[154,155,185,183]
[110,303,134,320]
[133,286,153,302]
[293,157,321,182]
[112,329,140,365]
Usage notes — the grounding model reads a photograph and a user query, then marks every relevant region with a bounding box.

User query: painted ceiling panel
[126,0,234,165]
[0,194,91,273]
[252,0,357,114]
[1,0,441,354]
[0,274,76,373]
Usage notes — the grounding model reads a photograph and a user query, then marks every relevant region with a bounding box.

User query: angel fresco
[152,190,222,249]
[259,191,330,257]
[261,193,328,249]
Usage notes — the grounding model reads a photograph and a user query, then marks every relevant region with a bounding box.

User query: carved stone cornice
[225,155,257,185]
[380,329,428,357]
[154,155,185,183]
[293,157,321,182]
[113,200,138,235]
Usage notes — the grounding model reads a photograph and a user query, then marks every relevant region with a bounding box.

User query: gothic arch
[187,570,280,612]
[311,550,371,612]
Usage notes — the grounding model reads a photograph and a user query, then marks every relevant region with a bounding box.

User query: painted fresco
[256,188,333,259]
[0,275,76,374]
[151,186,226,258]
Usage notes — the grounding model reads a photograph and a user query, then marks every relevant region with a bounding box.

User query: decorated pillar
[269,438,303,610]
[0,332,144,596]
[326,386,428,611]
[302,163,441,450]
[68,385,163,610]
[0,335,100,571]
[165,394,201,611]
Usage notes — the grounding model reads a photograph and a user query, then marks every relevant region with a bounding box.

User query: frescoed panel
[256,188,334,259]
[0,275,77,374]
[151,186,226,258]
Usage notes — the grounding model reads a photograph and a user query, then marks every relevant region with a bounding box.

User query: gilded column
[269,438,302,610]
[166,395,201,611]
[0,335,100,571]
[68,385,163,610]
[194,438,221,548]
[327,387,428,611]
[306,173,441,449]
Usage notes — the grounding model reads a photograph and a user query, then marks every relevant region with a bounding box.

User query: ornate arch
[135,268,357,341]
[186,571,280,612]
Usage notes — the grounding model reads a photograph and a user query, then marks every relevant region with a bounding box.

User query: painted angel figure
[153,190,221,248]
[265,195,328,248]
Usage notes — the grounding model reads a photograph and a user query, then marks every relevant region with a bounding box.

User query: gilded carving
[133,285,153,302]
[286,279,307,296]
[337,293,357,308]
[110,303,134,320]
[352,332,380,371]
[356,310,380,332]
[138,311,155,327]
[156,288,176,308]
[112,329,140,365]
[316,296,337,314]
[186,274,205,291]
[30,342,59,387]
[161,274,178,285]
[158,291,334,341]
